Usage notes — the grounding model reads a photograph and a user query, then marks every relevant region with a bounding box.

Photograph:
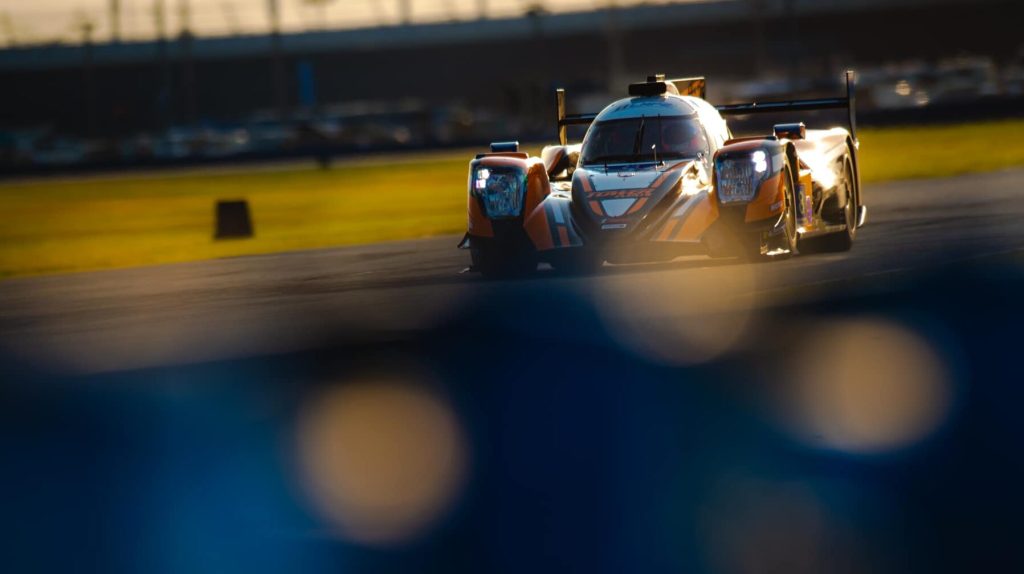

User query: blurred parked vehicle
[860,56,1000,110]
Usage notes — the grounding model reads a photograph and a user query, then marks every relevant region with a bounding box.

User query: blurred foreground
[2,169,1024,572]
[2,242,1022,573]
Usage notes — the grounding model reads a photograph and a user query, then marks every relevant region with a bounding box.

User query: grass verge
[2,119,1023,278]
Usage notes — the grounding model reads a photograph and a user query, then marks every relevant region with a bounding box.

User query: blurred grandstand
[0,0,1021,173]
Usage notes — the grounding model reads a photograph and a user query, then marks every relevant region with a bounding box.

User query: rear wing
[555,70,857,145]
[715,70,858,141]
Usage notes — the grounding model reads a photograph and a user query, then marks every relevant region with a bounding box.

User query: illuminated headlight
[716,150,770,204]
[473,167,526,218]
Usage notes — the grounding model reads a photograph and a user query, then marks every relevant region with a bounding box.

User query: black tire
[472,246,536,279]
[799,158,855,253]
[777,163,799,255]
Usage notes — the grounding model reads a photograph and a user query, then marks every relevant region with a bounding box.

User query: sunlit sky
[0,0,693,45]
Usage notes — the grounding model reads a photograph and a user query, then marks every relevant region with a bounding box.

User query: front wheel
[705,163,797,262]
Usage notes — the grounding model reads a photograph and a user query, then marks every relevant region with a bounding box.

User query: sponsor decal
[590,189,654,199]
[601,198,636,217]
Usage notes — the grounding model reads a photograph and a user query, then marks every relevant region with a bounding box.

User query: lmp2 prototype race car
[458,71,867,276]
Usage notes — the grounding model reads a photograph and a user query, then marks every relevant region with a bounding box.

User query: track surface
[2,168,1024,374]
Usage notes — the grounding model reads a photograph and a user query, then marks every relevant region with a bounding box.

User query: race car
[458,71,866,276]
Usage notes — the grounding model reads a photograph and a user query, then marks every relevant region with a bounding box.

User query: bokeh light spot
[788,317,953,453]
[595,261,757,365]
[296,378,468,545]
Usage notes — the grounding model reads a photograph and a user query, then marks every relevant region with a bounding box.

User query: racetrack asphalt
[5,168,1024,574]
[2,167,1024,375]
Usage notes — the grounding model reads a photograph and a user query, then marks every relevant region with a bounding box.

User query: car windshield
[581,116,708,166]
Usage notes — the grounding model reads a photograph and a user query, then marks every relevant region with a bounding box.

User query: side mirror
[542,146,578,181]
[566,150,580,178]
[773,122,806,140]
[490,141,520,153]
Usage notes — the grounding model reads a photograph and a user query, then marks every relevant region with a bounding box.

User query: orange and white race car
[459,72,866,276]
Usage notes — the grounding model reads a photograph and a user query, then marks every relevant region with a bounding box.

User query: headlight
[715,150,770,204]
[473,167,526,218]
